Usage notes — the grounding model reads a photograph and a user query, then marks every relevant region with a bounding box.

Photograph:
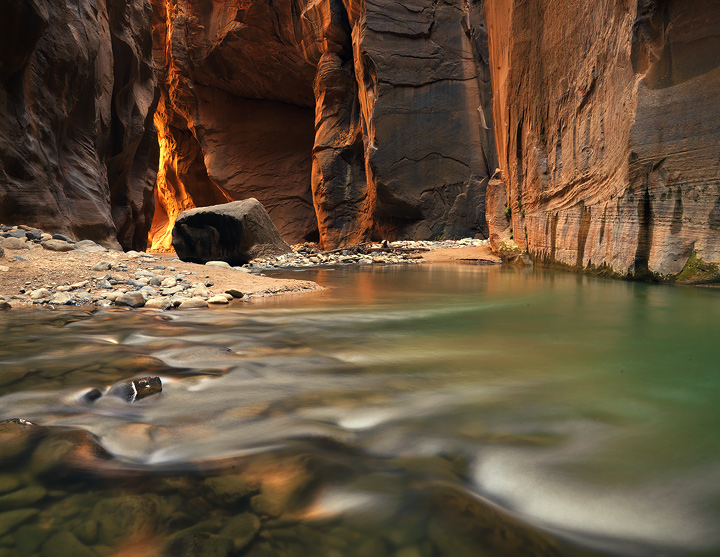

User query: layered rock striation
[150,0,495,250]
[0,0,158,250]
[484,0,720,280]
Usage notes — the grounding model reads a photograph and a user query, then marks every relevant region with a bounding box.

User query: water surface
[1,264,719,556]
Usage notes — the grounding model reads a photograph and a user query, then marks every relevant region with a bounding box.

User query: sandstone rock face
[172,199,292,266]
[0,0,157,250]
[150,0,495,250]
[484,0,720,280]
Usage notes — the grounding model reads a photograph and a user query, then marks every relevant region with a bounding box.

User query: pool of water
[1,264,719,556]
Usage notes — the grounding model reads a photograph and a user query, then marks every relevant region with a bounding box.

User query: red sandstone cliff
[484,0,720,281]
[2,0,719,282]
[0,0,158,250]
[149,0,495,250]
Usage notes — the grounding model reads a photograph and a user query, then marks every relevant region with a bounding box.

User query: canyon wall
[150,0,495,249]
[484,0,720,280]
[0,0,158,250]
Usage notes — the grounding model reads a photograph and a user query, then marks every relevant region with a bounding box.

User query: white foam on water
[472,446,720,551]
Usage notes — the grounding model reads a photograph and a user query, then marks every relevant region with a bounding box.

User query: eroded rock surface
[172,199,292,265]
[0,0,158,251]
[150,0,495,250]
[484,0,720,280]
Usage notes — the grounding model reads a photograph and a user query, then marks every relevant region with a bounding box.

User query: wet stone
[201,475,259,507]
[226,289,244,299]
[41,531,95,557]
[167,532,233,557]
[0,419,44,463]
[107,376,162,402]
[0,509,38,537]
[73,519,98,545]
[80,388,104,404]
[208,295,230,305]
[15,524,51,555]
[0,486,47,511]
[94,495,159,545]
[219,513,261,552]
[30,430,109,477]
[0,478,20,496]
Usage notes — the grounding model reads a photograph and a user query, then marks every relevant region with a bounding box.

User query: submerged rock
[201,475,259,507]
[0,419,45,463]
[166,532,233,557]
[219,513,261,552]
[0,508,38,537]
[94,495,160,546]
[41,531,95,557]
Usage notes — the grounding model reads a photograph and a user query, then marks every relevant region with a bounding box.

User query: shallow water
[1,264,720,556]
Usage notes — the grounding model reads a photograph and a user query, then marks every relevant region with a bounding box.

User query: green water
[1,264,719,556]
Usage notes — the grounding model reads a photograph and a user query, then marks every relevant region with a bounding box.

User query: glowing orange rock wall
[150,0,495,249]
[484,0,720,279]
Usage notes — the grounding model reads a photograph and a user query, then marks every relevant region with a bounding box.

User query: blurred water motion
[1,265,719,556]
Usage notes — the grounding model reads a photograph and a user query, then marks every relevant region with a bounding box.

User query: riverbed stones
[41,531,95,557]
[0,486,46,511]
[0,419,44,463]
[172,199,292,265]
[29,288,50,300]
[91,261,112,271]
[225,289,244,299]
[30,430,110,477]
[201,476,259,507]
[2,237,30,250]
[179,297,208,309]
[114,291,146,308]
[94,495,160,545]
[0,509,38,537]
[167,531,233,557]
[145,297,173,310]
[219,512,261,552]
[50,292,75,305]
[207,295,230,305]
[41,239,76,252]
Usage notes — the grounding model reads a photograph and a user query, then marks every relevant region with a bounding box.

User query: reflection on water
[1,265,720,556]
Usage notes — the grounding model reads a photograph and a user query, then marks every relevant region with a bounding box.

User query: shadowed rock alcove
[149,0,495,250]
[149,0,319,250]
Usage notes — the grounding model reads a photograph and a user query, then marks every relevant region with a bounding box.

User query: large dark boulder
[172,199,292,265]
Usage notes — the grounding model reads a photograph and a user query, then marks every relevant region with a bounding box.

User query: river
[1,263,719,556]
